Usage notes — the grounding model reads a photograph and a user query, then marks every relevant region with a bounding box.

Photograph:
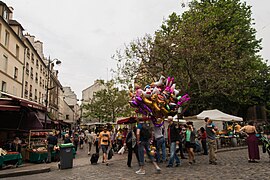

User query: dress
[247,132,260,160]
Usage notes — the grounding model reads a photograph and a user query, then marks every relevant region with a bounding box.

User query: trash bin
[58,143,74,169]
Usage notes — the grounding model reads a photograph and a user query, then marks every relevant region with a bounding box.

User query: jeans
[207,139,217,163]
[168,142,180,166]
[138,141,154,166]
[156,137,166,162]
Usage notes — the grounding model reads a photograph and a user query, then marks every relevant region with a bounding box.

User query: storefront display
[0,151,22,168]
[26,129,53,163]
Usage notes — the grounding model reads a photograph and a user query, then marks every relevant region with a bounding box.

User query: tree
[112,0,269,118]
[82,80,132,122]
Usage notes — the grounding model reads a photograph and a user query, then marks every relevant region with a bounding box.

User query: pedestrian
[205,117,218,165]
[240,121,260,163]
[166,116,181,168]
[185,123,196,165]
[46,132,58,163]
[153,123,166,163]
[86,131,95,155]
[64,134,72,144]
[176,124,187,159]
[199,127,208,155]
[116,129,123,151]
[125,125,139,167]
[98,125,111,165]
[136,119,161,175]
[73,132,79,152]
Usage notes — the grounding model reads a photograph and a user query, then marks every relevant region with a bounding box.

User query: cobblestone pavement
[4,146,270,180]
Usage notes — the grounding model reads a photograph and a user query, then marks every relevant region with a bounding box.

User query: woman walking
[240,121,260,163]
[185,124,196,165]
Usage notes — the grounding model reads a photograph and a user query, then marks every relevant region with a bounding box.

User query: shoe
[135,169,145,175]
[102,161,105,163]
[193,159,196,163]
[166,164,173,168]
[156,167,161,173]
[88,152,91,155]
[209,161,213,164]
[106,163,109,166]
[188,162,192,165]
[175,164,180,167]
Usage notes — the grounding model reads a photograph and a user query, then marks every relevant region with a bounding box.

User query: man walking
[167,116,181,167]
[98,125,111,165]
[153,123,166,163]
[205,117,218,165]
[86,130,95,155]
[136,119,161,175]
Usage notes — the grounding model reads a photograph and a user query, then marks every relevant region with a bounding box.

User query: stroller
[260,135,270,160]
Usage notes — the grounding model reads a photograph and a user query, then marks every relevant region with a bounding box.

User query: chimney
[34,40,44,59]
[8,7,13,20]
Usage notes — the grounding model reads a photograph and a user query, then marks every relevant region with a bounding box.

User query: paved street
[3,146,270,180]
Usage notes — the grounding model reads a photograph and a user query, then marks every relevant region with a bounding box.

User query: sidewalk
[0,145,247,178]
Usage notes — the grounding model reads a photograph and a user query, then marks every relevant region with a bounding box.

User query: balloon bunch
[129,76,190,127]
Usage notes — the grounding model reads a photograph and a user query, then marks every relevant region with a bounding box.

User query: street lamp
[44,57,62,129]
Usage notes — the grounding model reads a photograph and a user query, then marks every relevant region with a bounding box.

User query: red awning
[117,116,150,124]
[0,105,20,111]
[1,92,46,111]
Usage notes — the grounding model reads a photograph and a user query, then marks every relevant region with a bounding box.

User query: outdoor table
[28,151,48,163]
[0,153,22,168]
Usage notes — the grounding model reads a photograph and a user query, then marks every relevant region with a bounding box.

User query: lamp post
[44,57,61,129]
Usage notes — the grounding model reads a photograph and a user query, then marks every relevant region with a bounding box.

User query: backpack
[90,153,99,164]
[140,123,151,140]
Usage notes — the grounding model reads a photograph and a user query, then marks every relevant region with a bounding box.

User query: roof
[184,109,243,122]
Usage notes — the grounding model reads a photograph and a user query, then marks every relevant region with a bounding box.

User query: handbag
[108,149,114,160]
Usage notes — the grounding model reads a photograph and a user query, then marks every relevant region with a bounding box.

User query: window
[36,59,39,69]
[40,77,42,86]
[34,89,37,102]
[35,72,38,83]
[66,115,69,120]
[3,55,8,72]
[40,65,42,73]
[1,81,7,92]
[31,53,34,63]
[16,45,20,58]
[14,67,18,79]
[26,63,29,75]
[24,81,28,97]
[39,92,41,103]
[30,67,33,79]
[4,30,9,47]
[26,49,30,59]
[29,85,32,97]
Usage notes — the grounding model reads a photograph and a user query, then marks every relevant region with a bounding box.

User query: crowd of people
[43,117,265,174]
[1,116,265,174]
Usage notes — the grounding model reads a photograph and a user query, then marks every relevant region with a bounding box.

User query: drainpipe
[21,47,26,98]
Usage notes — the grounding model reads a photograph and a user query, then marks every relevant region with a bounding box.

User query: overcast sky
[4,0,270,99]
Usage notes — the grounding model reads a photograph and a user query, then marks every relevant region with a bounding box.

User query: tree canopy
[82,80,132,122]
[112,0,270,118]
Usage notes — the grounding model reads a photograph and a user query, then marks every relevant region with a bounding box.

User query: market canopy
[117,116,151,124]
[184,109,243,122]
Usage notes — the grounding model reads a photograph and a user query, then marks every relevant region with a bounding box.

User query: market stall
[0,150,22,168]
[26,129,53,163]
[184,109,244,148]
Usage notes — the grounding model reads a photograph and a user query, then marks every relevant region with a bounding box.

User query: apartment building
[23,34,47,105]
[0,1,64,131]
[81,80,105,122]
[0,2,25,96]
